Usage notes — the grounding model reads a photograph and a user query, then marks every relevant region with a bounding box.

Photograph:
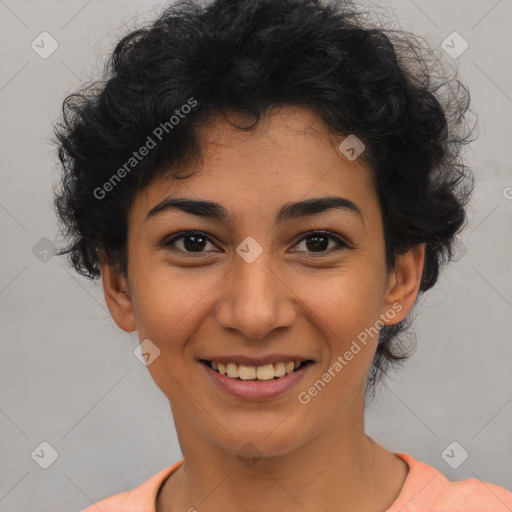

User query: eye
[291,231,348,255]
[163,230,349,257]
[164,231,219,255]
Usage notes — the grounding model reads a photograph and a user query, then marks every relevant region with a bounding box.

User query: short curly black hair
[53,0,476,399]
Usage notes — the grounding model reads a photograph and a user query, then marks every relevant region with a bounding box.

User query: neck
[156,399,408,512]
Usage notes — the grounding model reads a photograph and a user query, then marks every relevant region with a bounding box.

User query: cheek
[294,274,381,416]
[295,263,387,398]
[299,263,386,339]
[131,269,217,400]
[129,263,218,344]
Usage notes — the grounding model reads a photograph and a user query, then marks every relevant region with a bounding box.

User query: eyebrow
[146,196,364,225]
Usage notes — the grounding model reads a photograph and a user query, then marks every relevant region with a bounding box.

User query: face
[101,105,423,459]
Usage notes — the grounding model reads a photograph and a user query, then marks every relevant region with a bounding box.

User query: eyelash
[163,230,349,257]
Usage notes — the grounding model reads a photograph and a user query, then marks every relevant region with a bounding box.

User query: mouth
[199,359,314,381]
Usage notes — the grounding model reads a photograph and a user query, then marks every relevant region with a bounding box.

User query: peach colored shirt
[80,452,512,511]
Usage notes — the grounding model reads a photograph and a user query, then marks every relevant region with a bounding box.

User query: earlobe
[381,244,425,325]
[99,262,137,332]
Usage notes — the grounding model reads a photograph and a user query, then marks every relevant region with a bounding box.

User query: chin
[211,418,314,461]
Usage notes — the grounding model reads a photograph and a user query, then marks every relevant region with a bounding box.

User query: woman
[53,0,512,510]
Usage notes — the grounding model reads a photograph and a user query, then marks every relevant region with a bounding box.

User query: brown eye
[292,231,348,254]
[165,231,218,254]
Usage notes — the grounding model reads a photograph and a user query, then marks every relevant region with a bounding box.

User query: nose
[214,249,297,340]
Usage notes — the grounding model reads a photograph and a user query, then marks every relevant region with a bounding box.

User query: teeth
[256,364,275,381]
[209,360,305,380]
[273,362,286,377]
[226,363,238,378]
[238,365,256,380]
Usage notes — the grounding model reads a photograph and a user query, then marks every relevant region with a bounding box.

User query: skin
[100,105,425,512]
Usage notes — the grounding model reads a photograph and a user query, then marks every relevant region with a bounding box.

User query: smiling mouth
[200,359,314,381]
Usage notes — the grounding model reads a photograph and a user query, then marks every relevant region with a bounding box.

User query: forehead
[130,105,377,222]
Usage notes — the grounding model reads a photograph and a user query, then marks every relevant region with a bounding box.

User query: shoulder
[388,452,512,512]
[431,477,512,511]
[79,460,184,512]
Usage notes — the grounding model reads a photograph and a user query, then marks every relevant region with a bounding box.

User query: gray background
[0,0,511,510]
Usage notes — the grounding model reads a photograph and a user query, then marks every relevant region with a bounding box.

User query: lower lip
[199,361,313,400]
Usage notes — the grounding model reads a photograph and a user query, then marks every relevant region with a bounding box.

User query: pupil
[182,235,329,252]
[184,235,206,252]
[306,235,328,252]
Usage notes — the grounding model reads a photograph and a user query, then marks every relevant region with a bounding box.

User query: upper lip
[199,354,314,366]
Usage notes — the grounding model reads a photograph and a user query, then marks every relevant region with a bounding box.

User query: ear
[380,244,425,325]
[99,261,137,332]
